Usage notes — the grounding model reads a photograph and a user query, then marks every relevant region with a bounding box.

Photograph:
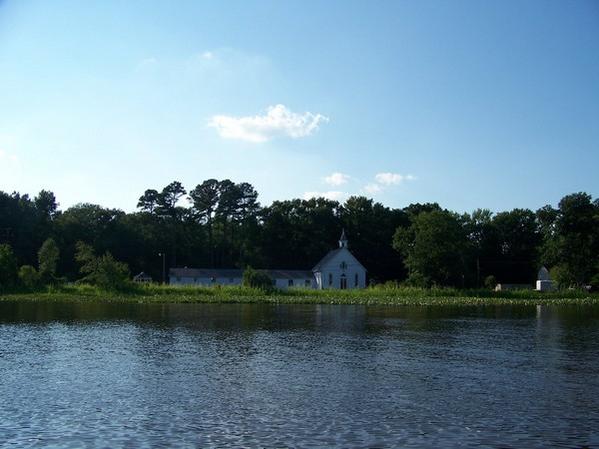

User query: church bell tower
[339,229,348,248]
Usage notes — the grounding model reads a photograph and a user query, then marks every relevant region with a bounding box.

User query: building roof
[169,268,313,279]
[538,266,551,281]
[170,268,243,278]
[312,248,343,271]
[264,269,313,279]
[312,247,366,272]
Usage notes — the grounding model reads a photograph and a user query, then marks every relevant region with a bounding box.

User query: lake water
[1,302,598,448]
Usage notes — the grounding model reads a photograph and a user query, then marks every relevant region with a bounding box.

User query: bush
[242,266,273,290]
[484,275,497,290]
[18,265,40,290]
[405,271,429,288]
[76,241,131,291]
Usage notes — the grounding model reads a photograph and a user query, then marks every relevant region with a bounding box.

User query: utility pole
[158,252,166,284]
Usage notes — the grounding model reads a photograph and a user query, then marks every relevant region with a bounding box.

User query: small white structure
[536,266,554,292]
[133,272,152,283]
[312,230,367,289]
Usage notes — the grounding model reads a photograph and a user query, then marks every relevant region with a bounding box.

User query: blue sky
[0,0,598,212]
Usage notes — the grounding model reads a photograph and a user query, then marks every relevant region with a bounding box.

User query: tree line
[0,181,597,291]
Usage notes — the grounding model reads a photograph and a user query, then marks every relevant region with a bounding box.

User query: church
[169,230,367,289]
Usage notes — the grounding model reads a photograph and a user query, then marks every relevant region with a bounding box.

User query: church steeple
[339,229,348,248]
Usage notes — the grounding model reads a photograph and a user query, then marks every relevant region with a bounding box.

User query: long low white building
[169,230,367,290]
[169,268,315,289]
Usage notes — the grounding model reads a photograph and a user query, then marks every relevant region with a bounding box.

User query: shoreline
[1,285,598,306]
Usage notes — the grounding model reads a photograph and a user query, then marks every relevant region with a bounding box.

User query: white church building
[169,230,367,290]
[312,229,367,289]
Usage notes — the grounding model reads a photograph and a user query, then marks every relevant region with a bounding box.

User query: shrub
[484,275,497,290]
[242,266,273,290]
[18,265,40,290]
[75,241,131,291]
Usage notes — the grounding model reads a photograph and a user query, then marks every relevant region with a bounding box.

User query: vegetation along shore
[1,284,598,307]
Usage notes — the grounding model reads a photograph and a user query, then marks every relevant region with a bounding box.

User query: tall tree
[393,209,469,287]
[541,192,599,286]
[157,181,186,219]
[0,244,18,290]
[38,238,60,283]
[34,190,58,220]
[189,179,220,265]
[137,189,161,214]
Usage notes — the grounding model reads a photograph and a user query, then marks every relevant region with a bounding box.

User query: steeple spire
[339,229,348,248]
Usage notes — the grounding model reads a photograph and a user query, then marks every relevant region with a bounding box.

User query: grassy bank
[1,284,598,306]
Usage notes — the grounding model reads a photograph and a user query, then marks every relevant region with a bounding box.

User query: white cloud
[361,172,416,196]
[209,104,329,143]
[303,191,347,202]
[363,183,382,194]
[324,172,350,186]
[375,172,416,185]
[136,57,158,71]
[201,51,214,60]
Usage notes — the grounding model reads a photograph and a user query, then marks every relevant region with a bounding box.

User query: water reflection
[0,301,598,448]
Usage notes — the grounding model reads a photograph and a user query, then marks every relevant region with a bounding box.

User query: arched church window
[340,261,347,271]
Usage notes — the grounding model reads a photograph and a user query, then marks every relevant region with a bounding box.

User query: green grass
[1,283,598,306]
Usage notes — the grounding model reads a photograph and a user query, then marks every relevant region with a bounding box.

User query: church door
[340,275,347,290]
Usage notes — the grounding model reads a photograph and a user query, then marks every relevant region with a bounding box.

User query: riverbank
[1,284,598,306]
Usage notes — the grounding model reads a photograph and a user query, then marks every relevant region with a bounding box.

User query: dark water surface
[1,302,598,448]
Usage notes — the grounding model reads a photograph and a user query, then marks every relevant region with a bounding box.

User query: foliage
[75,241,131,290]
[38,238,60,283]
[242,266,273,290]
[0,244,18,290]
[484,275,497,290]
[2,283,599,307]
[18,265,40,289]
[1,184,598,291]
[393,209,469,287]
[539,193,599,287]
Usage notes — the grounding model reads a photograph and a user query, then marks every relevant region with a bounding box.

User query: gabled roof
[169,268,314,279]
[169,268,243,278]
[312,247,366,272]
[264,269,313,279]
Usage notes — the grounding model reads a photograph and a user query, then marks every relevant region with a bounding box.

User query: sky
[0,0,598,213]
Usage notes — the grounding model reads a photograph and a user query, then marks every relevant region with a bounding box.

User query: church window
[288,279,294,287]
[340,261,347,270]
[328,273,333,286]
[355,273,359,287]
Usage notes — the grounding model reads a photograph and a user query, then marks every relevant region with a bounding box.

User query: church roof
[537,266,551,281]
[312,247,366,272]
